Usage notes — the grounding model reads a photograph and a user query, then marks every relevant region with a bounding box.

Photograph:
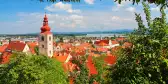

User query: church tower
[39,14,53,57]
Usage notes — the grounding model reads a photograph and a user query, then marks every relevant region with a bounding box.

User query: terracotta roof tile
[6,41,26,52]
[0,51,12,64]
[27,42,38,54]
[0,44,8,53]
[104,55,117,65]
[86,56,98,75]
[95,40,109,45]
[97,47,108,52]
[112,40,119,44]
[116,37,125,41]
[53,52,68,63]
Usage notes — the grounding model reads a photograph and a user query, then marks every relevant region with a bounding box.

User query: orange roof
[95,40,109,46]
[76,51,86,56]
[116,37,125,41]
[97,47,108,52]
[61,43,72,51]
[53,52,68,63]
[27,42,37,47]
[86,56,98,75]
[41,14,51,33]
[0,51,12,64]
[62,61,78,73]
[41,31,52,34]
[122,42,132,48]
[93,81,99,84]
[111,46,122,51]
[69,77,74,84]
[0,44,8,53]
[27,42,38,54]
[111,40,119,44]
[6,41,26,51]
[97,41,109,46]
[104,55,117,65]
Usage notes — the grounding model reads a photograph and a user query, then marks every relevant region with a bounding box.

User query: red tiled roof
[104,55,117,65]
[53,52,68,63]
[95,40,109,45]
[61,43,72,49]
[6,41,26,52]
[93,81,99,84]
[76,51,86,56]
[40,31,52,34]
[27,42,37,54]
[86,56,98,75]
[0,44,8,53]
[111,40,119,44]
[69,77,74,84]
[0,51,12,64]
[97,47,108,52]
[116,37,125,41]
[97,41,109,46]
[111,46,122,51]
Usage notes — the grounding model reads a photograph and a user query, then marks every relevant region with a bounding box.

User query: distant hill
[0,29,133,36]
[52,29,133,35]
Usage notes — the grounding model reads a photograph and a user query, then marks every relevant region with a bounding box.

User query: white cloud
[111,16,134,23]
[45,2,81,13]
[112,1,132,12]
[126,7,135,12]
[111,16,120,21]
[151,7,160,11]
[0,1,139,34]
[84,0,94,4]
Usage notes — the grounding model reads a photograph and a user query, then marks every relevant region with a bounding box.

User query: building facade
[39,14,53,57]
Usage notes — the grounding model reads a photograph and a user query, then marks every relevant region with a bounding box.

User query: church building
[39,14,53,57]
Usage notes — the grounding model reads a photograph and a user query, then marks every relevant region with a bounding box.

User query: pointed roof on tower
[40,13,51,34]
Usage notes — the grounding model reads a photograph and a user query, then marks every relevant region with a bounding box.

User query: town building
[38,14,53,58]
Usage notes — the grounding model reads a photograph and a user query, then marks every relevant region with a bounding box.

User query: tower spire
[40,13,51,33]
[39,12,53,57]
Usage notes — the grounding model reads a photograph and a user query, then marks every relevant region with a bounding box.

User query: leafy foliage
[72,55,94,84]
[115,0,168,6]
[34,46,39,55]
[92,55,107,83]
[0,52,68,84]
[38,0,168,7]
[107,2,168,84]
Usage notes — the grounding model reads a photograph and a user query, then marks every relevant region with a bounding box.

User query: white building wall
[39,33,53,57]
[22,44,30,53]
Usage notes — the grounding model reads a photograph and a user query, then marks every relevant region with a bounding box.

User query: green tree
[106,2,168,84]
[92,54,107,84]
[34,46,39,55]
[72,55,94,84]
[89,40,93,44]
[60,37,64,43]
[0,52,68,84]
[38,0,168,7]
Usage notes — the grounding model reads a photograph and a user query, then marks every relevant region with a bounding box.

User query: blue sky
[0,0,166,34]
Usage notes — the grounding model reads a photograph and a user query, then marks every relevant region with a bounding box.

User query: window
[42,45,44,48]
[50,50,51,54]
[49,36,51,41]
[41,36,44,41]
